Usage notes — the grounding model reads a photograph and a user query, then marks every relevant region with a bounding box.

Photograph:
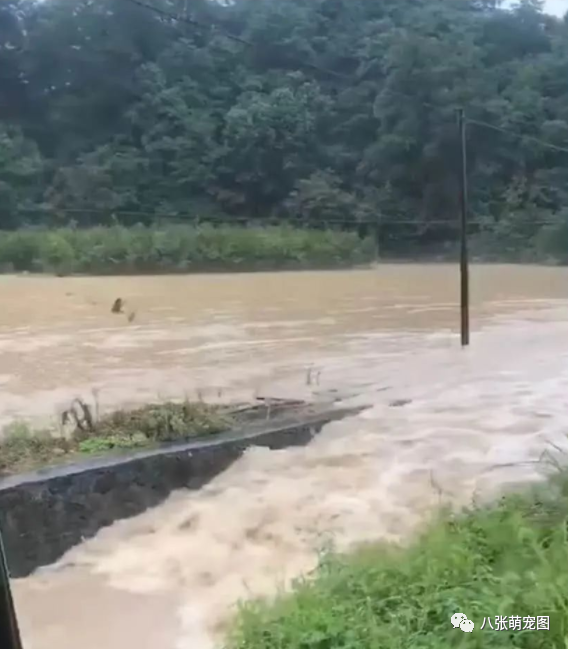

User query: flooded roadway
[6,264,568,649]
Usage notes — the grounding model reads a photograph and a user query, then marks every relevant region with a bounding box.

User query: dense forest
[1,0,568,262]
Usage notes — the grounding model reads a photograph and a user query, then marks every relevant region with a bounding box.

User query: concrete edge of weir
[0,401,367,578]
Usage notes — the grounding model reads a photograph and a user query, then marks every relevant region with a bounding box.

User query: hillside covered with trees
[1,0,568,264]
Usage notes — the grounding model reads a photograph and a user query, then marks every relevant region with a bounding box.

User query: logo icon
[451,613,475,633]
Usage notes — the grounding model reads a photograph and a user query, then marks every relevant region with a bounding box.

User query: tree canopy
[0,0,567,251]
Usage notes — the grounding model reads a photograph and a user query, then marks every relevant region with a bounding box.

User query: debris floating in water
[390,399,412,408]
[111,298,124,314]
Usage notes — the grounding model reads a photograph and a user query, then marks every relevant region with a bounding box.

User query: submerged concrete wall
[0,406,360,578]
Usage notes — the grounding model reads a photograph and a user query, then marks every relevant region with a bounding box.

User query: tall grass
[0,401,231,476]
[0,224,375,274]
[226,476,568,648]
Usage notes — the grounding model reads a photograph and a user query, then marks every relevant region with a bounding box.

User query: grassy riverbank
[0,401,231,476]
[227,475,568,648]
[0,224,375,275]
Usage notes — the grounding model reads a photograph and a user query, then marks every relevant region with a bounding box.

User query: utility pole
[457,108,470,347]
[374,212,381,261]
[0,531,22,649]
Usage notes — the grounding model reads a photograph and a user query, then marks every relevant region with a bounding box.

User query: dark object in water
[111,298,124,314]
[390,399,412,408]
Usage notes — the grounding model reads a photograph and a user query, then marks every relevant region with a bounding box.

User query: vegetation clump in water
[227,476,568,648]
[0,401,232,476]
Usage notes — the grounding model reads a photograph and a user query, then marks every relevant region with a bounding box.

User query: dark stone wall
[0,407,360,578]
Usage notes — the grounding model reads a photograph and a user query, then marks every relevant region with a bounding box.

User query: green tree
[213,81,329,215]
[0,0,567,258]
[0,125,43,228]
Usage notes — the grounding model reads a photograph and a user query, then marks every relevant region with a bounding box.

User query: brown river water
[6,264,568,649]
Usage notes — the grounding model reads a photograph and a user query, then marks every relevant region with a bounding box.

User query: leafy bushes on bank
[227,476,568,649]
[0,401,230,476]
[0,224,374,274]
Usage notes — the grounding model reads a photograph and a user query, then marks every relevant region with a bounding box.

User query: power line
[120,0,452,110]
[120,0,352,82]
[120,0,568,152]
[13,207,568,228]
[468,118,568,155]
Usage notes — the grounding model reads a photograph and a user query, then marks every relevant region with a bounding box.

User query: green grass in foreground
[0,224,375,274]
[0,401,231,476]
[226,476,568,649]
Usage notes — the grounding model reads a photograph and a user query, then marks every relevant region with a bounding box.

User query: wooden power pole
[457,108,470,347]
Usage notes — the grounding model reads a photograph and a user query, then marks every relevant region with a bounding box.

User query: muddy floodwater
[7,264,568,649]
